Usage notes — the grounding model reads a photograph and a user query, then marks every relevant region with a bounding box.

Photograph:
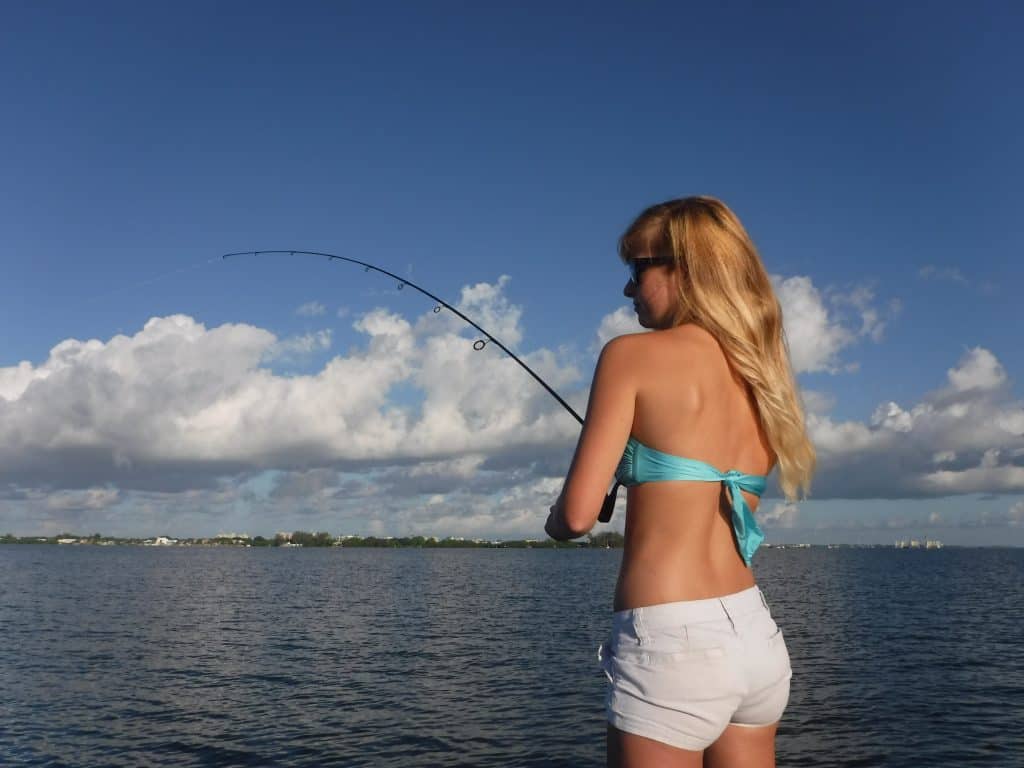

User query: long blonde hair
[619,196,815,500]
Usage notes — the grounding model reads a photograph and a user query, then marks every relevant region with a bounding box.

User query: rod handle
[598,482,620,523]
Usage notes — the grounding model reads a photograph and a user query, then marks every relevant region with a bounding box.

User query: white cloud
[1010,501,1024,525]
[922,463,1024,494]
[946,347,1006,392]
[0,283,582,508]
[0,361,38,402]
[831,285,891,342]
[954,499,1024,528]
[595,307,644,348]
[295,301,326,317]
[808,347,1024,498]
[4,271,1021,538]
[774,276,853,373]
[454,275,523,348]
[761,502,800,528]
[264,330,333,362]
[44,487,121,512]
[800,389,835,416]
[870,402,915,433]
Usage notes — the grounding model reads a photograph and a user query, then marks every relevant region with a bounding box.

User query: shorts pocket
[603,627,732,692]
[609,641,739,707]
[743,609,782,645]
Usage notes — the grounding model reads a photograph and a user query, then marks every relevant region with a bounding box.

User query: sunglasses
[627,256,673,285]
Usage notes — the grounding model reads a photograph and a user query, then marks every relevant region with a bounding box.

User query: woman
[545,197,815,767]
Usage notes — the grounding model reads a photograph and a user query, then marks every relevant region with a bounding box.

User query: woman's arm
[546,336,637,540]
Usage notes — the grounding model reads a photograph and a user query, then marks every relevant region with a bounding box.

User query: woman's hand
[545,498,576,542]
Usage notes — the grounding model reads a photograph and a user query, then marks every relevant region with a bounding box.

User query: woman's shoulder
[597,327,719,394]
[603,324,719,360]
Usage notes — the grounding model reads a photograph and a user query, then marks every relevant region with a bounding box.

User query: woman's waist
[612,583,767,629]
[614,545,755,611]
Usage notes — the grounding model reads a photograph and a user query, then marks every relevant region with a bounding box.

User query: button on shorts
[598,585,791,751]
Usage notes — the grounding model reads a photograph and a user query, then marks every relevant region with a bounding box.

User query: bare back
[614,324,775,610]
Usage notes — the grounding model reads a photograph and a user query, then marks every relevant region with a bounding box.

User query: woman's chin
[635,309,659,329]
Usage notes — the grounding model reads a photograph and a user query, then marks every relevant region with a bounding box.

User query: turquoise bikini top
[615,437,768,566]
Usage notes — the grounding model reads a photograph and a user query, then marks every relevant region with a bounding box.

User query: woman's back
[614,323,775,610]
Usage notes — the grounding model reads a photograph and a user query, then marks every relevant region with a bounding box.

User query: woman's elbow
[563,503,598,538]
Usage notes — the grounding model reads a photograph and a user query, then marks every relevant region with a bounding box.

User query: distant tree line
[1,530,626,548]
[332,532,625,548]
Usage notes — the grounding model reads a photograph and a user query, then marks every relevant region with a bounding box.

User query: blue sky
[2,2,1022,544]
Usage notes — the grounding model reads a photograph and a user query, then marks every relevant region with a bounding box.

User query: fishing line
[81,255,222,307]
[222,249,621,523]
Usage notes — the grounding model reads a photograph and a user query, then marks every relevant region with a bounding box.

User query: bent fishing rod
[222,249,620,524]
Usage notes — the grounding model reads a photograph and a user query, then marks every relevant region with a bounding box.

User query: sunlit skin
[546,258,781,767]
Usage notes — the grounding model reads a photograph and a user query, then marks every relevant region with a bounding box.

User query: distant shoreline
[0,533,987,548]
[1,532,625,549]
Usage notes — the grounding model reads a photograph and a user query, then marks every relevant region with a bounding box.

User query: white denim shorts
[598,585,791,751]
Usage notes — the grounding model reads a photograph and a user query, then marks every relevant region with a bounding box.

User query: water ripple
[0,546,1021,766]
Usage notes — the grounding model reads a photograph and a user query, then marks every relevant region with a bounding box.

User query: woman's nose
[623,279,636,298]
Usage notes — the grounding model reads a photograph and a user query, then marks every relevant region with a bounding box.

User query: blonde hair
[619,196,815,499]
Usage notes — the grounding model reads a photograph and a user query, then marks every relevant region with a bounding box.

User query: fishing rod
[222,249,620,524]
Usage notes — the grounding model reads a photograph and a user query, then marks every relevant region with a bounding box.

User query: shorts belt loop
[718,598,737,634]
[634,609,649,646]
[758,587,769,610]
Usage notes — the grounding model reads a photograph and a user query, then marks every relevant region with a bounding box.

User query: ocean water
[0,545,1021,767]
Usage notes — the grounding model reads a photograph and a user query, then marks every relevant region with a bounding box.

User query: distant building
[896,538,940,549]
[146,536,178,546]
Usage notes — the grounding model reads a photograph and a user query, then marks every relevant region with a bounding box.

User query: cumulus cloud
[947,500,1024,528]
[807,347,1024,499]
[453,276,523,348]
[775,277,896,374]
[3,270,1020,538]
[800,390,836,416]
[44,487,121,512]
[0,283,582,513]
[761,502,800,528]
[946,347,1006,393]
[773,276,856,373]
[829,285,894,343]
[264,330,333,362]
[595,307,644,347]
[1009,501,1024,525]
